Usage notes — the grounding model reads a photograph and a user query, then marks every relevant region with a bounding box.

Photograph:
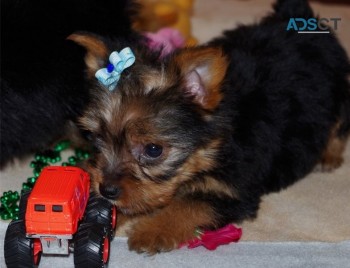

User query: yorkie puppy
[0,0,139,168]
[71,0,350,254]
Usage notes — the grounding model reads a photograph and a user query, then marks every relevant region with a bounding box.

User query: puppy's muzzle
[99,183,121,200]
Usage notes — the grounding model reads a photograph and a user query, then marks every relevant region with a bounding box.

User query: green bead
[27,177,37,185]
[35,150,61,164]
[1,191,19,204]
[48,152,61,163]
[12,192,19,200]
[50,155,62,163]
[35,154,44,161]
[74,149,90,163]
[35,152,52,163]
[33,169,41,177]
[32,162,48,177]
[68,156,77,165]
[0,191,20,220]
[27,177,33,183]
[22,183,31,190]
[30,160,48,169]
[1,211,11,220]
[54,140,71,152]
[75,149,82,156]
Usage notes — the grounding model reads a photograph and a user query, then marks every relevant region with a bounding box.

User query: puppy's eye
[81,130,93,141]
[144,143,163,158]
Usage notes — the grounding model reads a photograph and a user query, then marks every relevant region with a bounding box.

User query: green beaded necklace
[0,140,90,220]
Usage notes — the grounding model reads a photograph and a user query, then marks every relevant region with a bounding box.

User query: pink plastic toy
[181,224,242,250]
[145,27,186,58]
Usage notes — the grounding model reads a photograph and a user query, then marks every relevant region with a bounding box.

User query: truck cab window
[34,204,45,212]
[52,205,63,212]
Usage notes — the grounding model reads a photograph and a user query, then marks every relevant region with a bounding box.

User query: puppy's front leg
[127,198,216,254]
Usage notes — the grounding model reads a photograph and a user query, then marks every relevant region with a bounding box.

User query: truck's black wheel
[4,220,42,268]
[83,191,117,237]
[74,222,111,268]
[18,190,31,220]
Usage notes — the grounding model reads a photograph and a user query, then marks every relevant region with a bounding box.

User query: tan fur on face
[87,138,224,215]
[79,90,113,133]
[175,139,222,176]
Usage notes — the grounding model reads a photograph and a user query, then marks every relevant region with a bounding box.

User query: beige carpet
[1,0,350,246]
[241,142,350,242]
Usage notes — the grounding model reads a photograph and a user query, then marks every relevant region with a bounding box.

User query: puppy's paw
[321,157,344,172]
[126,200,214,254]
[314,156,344,173]
[127,219,182,254]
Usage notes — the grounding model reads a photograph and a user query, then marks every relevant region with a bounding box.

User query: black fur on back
[273,0,314,19]
[205,0,350,224]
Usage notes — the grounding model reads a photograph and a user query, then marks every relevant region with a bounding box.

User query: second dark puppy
[0,0,139,168]
[72,0,350,253]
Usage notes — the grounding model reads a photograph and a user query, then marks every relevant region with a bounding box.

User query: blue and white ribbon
[95,47,135,91]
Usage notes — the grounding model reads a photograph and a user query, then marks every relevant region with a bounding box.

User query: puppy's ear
[67,33,108,77]
[174,47,228,111]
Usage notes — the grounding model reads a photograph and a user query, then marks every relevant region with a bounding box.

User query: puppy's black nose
[99,183,121,200]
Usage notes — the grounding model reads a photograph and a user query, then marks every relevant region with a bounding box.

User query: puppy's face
[71,34,228,215]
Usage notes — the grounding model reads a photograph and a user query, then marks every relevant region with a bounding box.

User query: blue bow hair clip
[95,47,135,91]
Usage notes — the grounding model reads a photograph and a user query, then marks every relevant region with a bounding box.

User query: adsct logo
[286,18,341,34]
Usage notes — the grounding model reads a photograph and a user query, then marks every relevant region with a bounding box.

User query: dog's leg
[319,121,349,172]
[127,198,216,254]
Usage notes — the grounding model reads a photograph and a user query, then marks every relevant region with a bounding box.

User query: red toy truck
[4,166,117,268]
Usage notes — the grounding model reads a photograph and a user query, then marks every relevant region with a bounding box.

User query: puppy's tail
[273,0,314,19]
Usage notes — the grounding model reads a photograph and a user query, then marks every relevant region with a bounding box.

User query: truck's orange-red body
[25,166,90,235]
